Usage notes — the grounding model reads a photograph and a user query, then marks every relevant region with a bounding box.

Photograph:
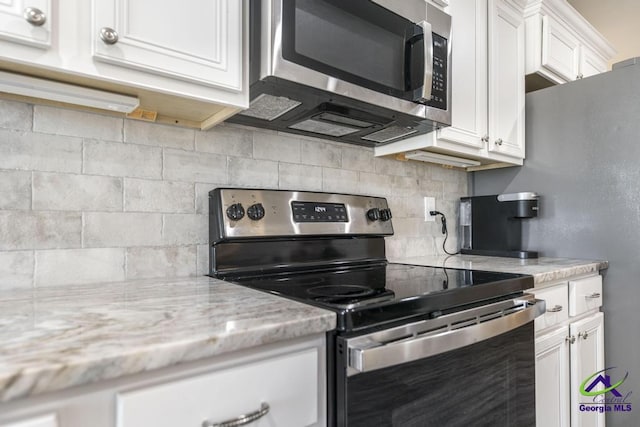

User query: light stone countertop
[0,276,336,403]
[390,254,608,286]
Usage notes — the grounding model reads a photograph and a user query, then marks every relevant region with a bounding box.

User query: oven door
[336,296,545,427]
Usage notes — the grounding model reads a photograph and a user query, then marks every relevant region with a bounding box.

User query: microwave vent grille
[289,119,360,137]
[362,126,418,143]
[238,94,302,121]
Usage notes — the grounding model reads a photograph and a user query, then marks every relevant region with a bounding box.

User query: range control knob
[226,203,245,221]
[380,208,392,222]
[247,203,266,221]
[366,208,380,221]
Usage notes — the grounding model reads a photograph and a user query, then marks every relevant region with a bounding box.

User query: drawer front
[569,275,603,316]
[533,283,569,332]
[0,414,57,427]
[117,348,319,427]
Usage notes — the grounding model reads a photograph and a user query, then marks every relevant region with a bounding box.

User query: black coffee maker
[459,192,539,259]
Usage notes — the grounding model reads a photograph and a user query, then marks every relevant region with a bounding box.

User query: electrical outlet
[424,197,435,221]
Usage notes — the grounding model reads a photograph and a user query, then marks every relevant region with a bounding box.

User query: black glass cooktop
[224,263,534,332]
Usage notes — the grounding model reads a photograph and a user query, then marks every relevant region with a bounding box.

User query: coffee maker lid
[497,192,539,202]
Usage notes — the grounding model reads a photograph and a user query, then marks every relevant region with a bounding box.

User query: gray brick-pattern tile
[84,139,162,179]
[279,163,322,191]
[253,132,301,163]
[35,248,125,286]
[124,179,194,213]
[163,149,227,183]
[0,129,82,173]
[34,106,123,141]
[0,171,31,210]
[84,212,162,247]
[124,120,195,150]
[0,251,34,289]
[299,139,342,168]
[196,125,253,157]
[196,244,209,276]
[0,100,32,131]
[126,246,196,280]
[0,100,469,286]
[33,172,122,211]
[163,214,208,245]
[228,157,278,188]
[0,211,81,250]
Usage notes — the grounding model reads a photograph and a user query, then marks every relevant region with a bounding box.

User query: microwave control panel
[429,33,448,110]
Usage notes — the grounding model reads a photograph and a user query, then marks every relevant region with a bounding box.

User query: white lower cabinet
[117,348,319,427]
[536,326,571,427]
[533,276,605,427]
[570,313,605,427]
[0,335,326,427]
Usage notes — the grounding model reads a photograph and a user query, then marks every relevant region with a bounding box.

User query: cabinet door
[579,47,608,79]
[570,312,605,427]
[536,326,571,427]
[92,0,243,92]
[0,0,51,48]
[487,0,525,159]
[541,15,581,82]
[436,0,488,153]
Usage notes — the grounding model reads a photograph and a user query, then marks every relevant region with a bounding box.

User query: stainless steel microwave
[228,0,452,147]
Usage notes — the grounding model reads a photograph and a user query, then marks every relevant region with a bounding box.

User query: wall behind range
[0,100,467,289]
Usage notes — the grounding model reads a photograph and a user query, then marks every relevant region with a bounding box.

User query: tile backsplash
[0,99,468,289]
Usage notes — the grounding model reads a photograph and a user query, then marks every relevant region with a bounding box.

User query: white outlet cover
[424,197,435,222]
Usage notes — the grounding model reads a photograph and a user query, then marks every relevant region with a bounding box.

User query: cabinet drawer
[533,283,569,331]
[569,275,603,316]
[0,414,57,427]
[117,348,319,427]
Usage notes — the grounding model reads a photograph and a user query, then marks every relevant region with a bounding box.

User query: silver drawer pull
[585,292,601,299]
[579,331,589,340]
[203,402,269,427]
[546,305,563,313]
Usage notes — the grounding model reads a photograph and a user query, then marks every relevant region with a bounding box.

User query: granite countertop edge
[0,276,336,404]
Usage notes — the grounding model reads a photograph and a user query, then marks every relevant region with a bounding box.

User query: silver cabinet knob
[481,135,489,143]
[99,27,119,45]
[494,138,503,146]
[579,331,589,340]
[546,305,563,313]
[585,292,601,299]
[577,73,584,79]
[23,7,46,26]
[566,335,576,344]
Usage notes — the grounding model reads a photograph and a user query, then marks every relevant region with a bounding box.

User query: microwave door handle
[347,298,545,374]
[418,20,433,102]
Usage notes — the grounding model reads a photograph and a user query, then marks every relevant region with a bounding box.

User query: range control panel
[209,188,394,242]
[291,201,348,223]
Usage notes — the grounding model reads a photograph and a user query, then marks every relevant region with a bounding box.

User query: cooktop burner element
[308,284,376,298]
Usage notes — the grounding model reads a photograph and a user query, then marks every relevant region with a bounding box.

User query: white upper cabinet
[0,0,247,129]
[374,0,526,169]
[488,0,525,159]
[92,0,242,92]
[540,14,581,82]
[0,0,51,48]
[435,0,488,154]
[524,0,615,87]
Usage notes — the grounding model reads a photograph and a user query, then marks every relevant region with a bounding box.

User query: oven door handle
[347,298,545,375]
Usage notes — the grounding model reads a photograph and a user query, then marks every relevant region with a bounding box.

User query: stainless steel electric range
[208,188,545,427]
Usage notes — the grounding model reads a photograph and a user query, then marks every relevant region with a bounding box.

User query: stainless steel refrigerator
[472,59,640,427]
